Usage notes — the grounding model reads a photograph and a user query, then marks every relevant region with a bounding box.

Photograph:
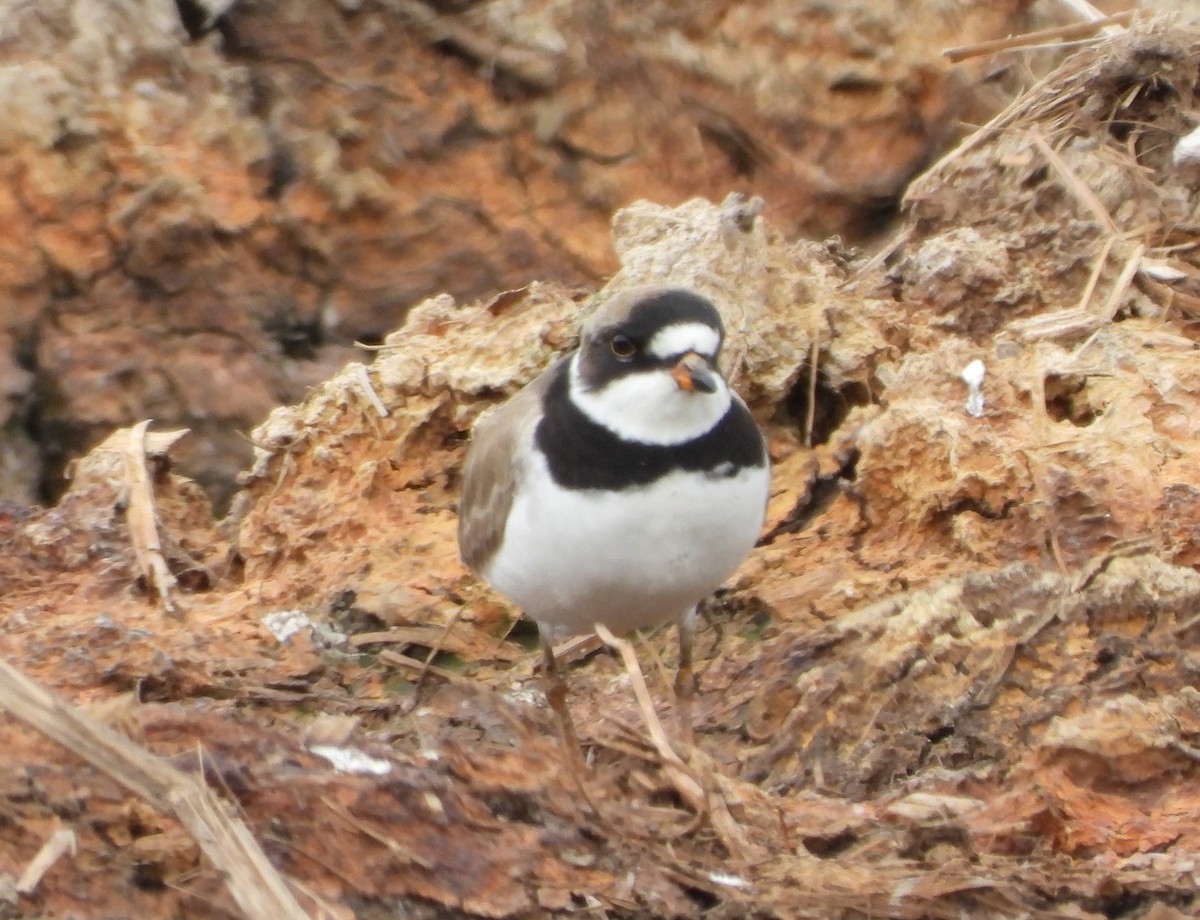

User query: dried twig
[15,825,77,895]
[121,420,180,618]
[943,11,1134,63]
[551,632,603,667]
[0,659,311,920]
[409,606,464,699]
[377,649,466,683]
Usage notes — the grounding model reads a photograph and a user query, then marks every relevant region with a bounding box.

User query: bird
[457,285,769,770]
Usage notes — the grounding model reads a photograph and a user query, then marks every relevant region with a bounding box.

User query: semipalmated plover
[458,285,768,759]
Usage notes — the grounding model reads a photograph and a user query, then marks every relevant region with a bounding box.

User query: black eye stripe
[578,289,727,391]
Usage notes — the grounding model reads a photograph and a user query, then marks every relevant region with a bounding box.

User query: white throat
[567,354,732,446]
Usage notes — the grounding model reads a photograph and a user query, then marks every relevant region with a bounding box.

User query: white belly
[482,455,768,640]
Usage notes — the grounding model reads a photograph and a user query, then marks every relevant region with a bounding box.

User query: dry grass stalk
[1097,242,1146,319]
[909,24,1152,203]
[915,22,1197,330]
[0,659,312,920]
[1008,308,1102,341]
[409,606,464,698]
[1030,132,1118,234]
[1075,234,1117,312]
[1013,234,1148,341]
[907,75,1059,198]
[351,364,389,418]
[593,623,706,810]
[804,326,820,448]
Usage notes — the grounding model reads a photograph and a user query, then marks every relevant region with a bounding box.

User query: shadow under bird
[457,285,769,771]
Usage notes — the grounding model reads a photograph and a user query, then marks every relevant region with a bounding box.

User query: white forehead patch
[646,322,721,361]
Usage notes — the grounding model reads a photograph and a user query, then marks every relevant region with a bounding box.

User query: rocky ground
[0,0,1034,508]
[4,2,1200,919]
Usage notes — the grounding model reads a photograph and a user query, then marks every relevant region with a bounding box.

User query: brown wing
[457,359,564,573]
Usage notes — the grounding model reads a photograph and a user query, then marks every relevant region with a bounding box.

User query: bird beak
[670,352,718,393]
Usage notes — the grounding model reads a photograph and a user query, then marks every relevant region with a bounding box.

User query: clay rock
[609,194,849,409]
[739,553,1200,790]
[753,24,1200,623]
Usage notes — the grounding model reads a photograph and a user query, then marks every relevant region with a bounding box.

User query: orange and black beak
[670,352,718,394]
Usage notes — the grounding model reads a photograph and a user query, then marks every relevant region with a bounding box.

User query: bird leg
[674,606,697,750]
[539,634,600,817]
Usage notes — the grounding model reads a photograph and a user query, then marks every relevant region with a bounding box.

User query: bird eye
[609,334,636,360]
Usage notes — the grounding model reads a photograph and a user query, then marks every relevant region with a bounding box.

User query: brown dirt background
[5,2,1200,919]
